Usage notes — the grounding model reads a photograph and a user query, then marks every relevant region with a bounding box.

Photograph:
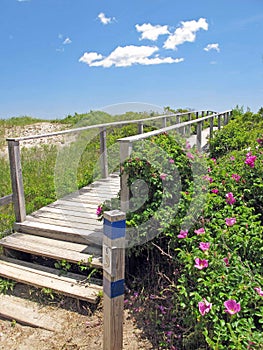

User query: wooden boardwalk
[0,110,231,306]
[0,173,120,303]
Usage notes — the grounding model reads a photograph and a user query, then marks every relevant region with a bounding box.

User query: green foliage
[113,109,263,349]
[0,277,16,294]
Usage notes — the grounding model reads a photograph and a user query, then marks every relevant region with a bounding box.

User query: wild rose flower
[232,173,241,182]
[185,141,191,149]
[230,156,235,161]
[223,257,230,266]
[177,230,188,239]
[195,227,205,235]
[245,152,257,168]
[203,175,213,183]
[160,173,168,180]
[226,192,236,205]
[257,138,263,146]
[194,258,209,270]
[254,287,263,296]
[169,158,175,164]
[186,152,194,160]
[211,188,219,194]
[199,242,210,251]
[96,206,102,216]
[198,298,212,316]
[225,217,236,226]
[224,299,241,315]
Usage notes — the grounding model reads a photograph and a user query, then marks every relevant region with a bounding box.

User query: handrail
[118,110,232,211]
[6,110,215,142]
[0,194,13,207]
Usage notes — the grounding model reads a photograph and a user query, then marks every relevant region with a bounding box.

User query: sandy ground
[1,122,74,158]
[0,284,153,350]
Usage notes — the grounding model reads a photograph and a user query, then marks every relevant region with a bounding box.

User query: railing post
[176,115,180,124]
[196,121,202,151]
[100,127,109,179]
[7,140,26,222]
[218,114,221,130]
[138,122,144,134]
[210,115,214,139]
[103,210,126,350]
[162,116,167,128]
[119,141,133,212]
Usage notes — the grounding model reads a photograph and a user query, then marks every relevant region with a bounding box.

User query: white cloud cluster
[204,43,220,52]
[80,17,210,68]
[79,45,184,68]
[98,12,115,25]
[163,18,208,50]
[136,23,170,41]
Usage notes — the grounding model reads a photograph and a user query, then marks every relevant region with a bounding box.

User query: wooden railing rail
[118,110,232,211]
[5,109,228,223]
[0,194,13,207]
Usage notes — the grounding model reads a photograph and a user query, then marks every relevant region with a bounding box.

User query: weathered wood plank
[0,256,102,303]
[0,194,13,206]
[32,206,98,219]
[14,221,103,246]
[26,215,101,230]
[0,294,61,331]
[30,209,100,226]
[0,233,102,268]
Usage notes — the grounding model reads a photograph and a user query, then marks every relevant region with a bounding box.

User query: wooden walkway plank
[0,294,62,331]
[0,256,102,303]
[1,233,102,268]
[14,221,103,246]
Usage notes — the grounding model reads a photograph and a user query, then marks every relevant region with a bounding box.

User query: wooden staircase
[0,173,121,304]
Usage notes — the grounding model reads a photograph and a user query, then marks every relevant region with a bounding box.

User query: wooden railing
[118,110,232,211]
[5,109,231,223]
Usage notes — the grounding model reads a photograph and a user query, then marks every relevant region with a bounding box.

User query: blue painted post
[103,210,126,350]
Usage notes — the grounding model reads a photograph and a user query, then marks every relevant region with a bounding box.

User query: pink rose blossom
[96,206,102,216]
[225,217,236,226]
[254,287,263,296]
[194,258,209,270]
[230,156,235,161]
[226,192,236,205]
[177,230,188,239]
[198,298,212,316]
[169,158,175,164]
[223,257,230,266]
[194,227,205,235]
[224,299,241,315]
[160,173,168,180]
[232,173,241,182]
[199,242,210,251]
[245,153,257,168]
[186,152,195,160]
[211,188,219,194]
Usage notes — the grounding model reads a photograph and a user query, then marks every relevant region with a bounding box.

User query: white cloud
[164,18,208,50]
[135,23,170,41]
[79,45,184,68]
[79,52,103,65]
[98,12,115,25]
[204,43,220,52]
[63,37,72,45]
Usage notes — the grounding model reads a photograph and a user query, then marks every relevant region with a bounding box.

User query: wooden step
[14,220,103,246]
[0,232,102,269]
[0,255,102,303]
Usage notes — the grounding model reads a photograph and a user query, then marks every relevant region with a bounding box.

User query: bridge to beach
[0,109,232,305]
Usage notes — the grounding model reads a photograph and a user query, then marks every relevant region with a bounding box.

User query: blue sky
[1,0,263,119]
